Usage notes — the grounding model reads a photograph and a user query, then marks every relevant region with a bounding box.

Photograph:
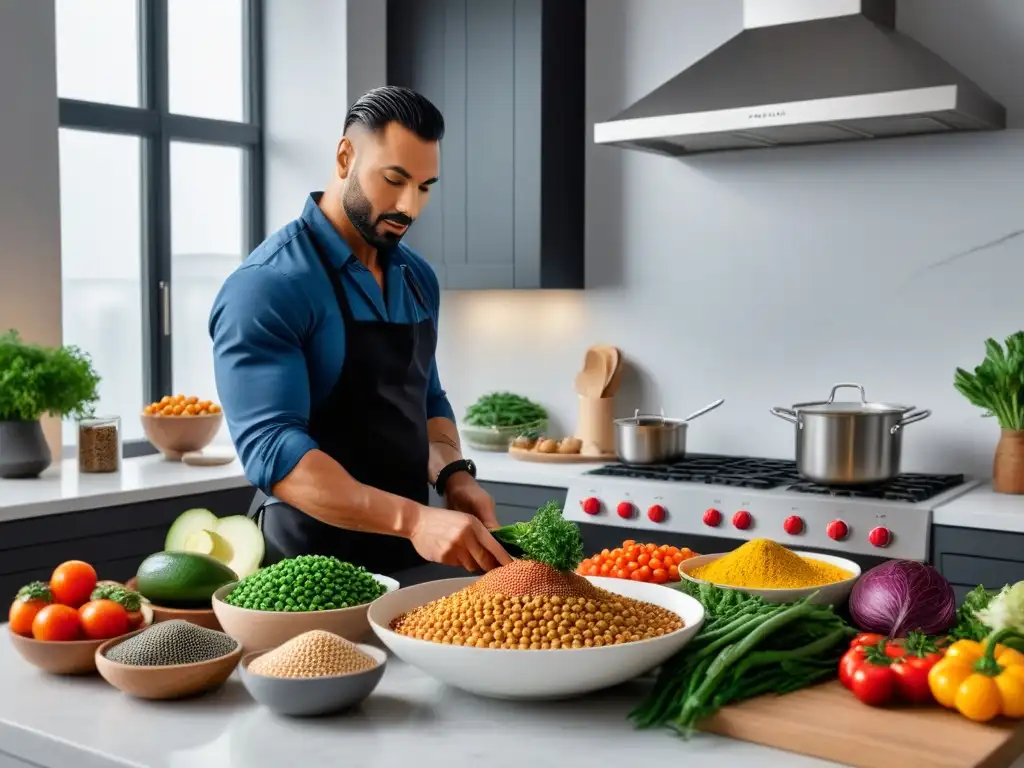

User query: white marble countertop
[0,449,588,523]
[0,631,839,768]
[931,483,1024,533]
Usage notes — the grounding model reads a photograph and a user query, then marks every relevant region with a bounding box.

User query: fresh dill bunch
[492,501,585,572]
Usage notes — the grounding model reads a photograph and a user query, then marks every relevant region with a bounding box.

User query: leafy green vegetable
[978,581,1024,636]
[954,331,1024,430]
[90,584,142,612]
[464,392,547,428]
[0,329,101,422]
[949,585,999,642]
[492,501,584,572]
[633,583,854,736]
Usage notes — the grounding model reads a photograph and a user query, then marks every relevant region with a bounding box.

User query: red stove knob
[703,508,722,527]
[616,501,634,519]
[869,526,892,548]
[826,519,849,542]
[647,504,666,523]
[732,510,752,530]
[581,497,600,515]
[783,515,804,535]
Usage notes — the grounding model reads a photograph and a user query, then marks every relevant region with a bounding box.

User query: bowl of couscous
[238,630,387,716]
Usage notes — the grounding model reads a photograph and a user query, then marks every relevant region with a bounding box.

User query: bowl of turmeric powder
[676,539,860,606]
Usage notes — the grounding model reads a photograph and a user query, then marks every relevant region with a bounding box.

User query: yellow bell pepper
[928,629,1024,722]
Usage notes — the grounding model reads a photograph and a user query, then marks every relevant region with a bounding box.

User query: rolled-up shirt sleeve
[209,264,319,494]
[423,266,456,423]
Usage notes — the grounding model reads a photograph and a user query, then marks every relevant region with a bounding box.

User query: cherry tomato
[891,657,935,704]
[78,599,130,640]
[614,568,628,579]
[31,604,82,641]
[587,565,599,576]
[49,560,97,608]
[669,564,679,580]
[850,663,896,706]
[599,563,611,575]
[637,552,650,567]
[629,569,645,581]
[637,565,652,581]
[651,568,669,584]
[649,558,664,571]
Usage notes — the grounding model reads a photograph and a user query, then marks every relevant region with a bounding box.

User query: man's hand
[443,472,499,529]
[409,506,512,572]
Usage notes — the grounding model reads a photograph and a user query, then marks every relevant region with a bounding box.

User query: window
[55,0,263,450]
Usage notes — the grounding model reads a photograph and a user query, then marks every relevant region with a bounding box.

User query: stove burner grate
[586,454,966,502]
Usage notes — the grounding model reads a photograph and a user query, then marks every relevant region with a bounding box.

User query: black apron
[248,232,435,574]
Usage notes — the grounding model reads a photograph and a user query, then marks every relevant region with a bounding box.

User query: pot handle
[891,409,932,434]
[827,382,867,403]
[770,407,798,425]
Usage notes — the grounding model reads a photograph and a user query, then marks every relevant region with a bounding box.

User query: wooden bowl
[125,577,221,630]
[8,603,154,676]
[95,627,242,700]
[140,412,223,460]
[211,575,399,652]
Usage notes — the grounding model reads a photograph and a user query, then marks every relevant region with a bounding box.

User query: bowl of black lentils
[95,619,242,700]
[211,555,399,652]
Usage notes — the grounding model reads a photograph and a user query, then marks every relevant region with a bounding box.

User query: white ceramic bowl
[678,551,860,605]
[213,574,399,651]
[368,575,705,700]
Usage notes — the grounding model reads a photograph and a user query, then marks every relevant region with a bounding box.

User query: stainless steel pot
[770,383,931,485]
[614,399,724,464]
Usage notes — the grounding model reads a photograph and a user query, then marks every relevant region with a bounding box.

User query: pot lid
[790,384,913,416]
[615,409,683,427]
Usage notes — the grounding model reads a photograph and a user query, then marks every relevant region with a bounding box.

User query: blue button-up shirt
[209,192,455,494]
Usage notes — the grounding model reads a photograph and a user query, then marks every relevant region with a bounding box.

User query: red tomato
[891,657,935,704]
[850,663,896,706]
[49,561,97,608]
[651,568,669,584]
[637,565,652,582]
[9,599,47,637]
[637,553,650,567]
[31,604,82,641]
[851,633,887,649]
[668,564,680,580]
[78,599,130,640]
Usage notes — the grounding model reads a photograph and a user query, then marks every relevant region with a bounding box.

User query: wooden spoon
[602,347,624,397]
[574,347,607,398]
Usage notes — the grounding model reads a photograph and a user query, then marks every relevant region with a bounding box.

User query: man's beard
[342,176,413,253]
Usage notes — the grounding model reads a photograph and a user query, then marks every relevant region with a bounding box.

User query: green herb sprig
[954,332,1024,430]
[492,501,584,572]
[0,330,101,422]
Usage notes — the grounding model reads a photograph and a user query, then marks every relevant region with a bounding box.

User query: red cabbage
[848,560,956,637]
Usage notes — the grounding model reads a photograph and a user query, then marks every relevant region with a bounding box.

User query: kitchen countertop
[931,483,1024,533]
[0,631,839,768]
[4,449,1023,537]
[0,449,589,524]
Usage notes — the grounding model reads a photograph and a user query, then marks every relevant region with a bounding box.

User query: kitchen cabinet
[0,488,254,601]
[932,525,1024,604]
[386,0,585,290]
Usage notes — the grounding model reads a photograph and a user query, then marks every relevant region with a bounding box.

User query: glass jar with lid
[77,415,122,473]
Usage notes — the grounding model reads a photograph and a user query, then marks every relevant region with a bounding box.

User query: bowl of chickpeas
[141,395,224,460]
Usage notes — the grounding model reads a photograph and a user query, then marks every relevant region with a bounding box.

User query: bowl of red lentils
[238,629,387,716]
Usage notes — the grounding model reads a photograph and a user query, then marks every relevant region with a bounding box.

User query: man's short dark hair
[344,86,445,142]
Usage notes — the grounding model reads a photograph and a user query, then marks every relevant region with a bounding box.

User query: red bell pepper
[839,632,942,706]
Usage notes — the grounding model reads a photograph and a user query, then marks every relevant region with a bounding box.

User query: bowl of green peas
[211,555,399,652]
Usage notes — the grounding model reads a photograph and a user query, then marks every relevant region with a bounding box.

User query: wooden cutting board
[699,680,1024,768]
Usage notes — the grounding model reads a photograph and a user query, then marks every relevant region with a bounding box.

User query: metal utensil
[770,383,931,485]
[614,398,726,465]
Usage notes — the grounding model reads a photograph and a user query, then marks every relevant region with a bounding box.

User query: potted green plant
[0,329,101,478]
[954,331,1024,494]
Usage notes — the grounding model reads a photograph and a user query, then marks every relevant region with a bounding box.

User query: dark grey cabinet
[933,525,1024,604]
[387,0,585,290]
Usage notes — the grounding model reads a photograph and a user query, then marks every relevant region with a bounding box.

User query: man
[209,86,511,575]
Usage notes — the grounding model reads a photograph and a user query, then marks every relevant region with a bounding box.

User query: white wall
[0,0,64,458]
[435,0,1024,479]
[264,0,388,231]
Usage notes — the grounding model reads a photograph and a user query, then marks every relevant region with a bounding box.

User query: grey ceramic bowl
[238,644,387,716]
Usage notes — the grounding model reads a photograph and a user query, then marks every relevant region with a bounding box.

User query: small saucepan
[614,398,725,465]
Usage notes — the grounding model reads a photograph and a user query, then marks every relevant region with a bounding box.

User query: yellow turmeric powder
[690,538,852,589]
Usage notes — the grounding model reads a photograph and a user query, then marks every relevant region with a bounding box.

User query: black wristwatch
[434,458,477,497]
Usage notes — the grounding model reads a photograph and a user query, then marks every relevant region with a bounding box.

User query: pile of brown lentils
[389,560,683,650]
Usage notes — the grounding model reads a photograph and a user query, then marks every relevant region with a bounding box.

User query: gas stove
[563,453,978,561]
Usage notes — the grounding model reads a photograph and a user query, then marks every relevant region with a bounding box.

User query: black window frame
[58,0,264,458]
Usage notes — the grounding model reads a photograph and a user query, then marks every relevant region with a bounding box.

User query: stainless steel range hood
[594,0,1006,156]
